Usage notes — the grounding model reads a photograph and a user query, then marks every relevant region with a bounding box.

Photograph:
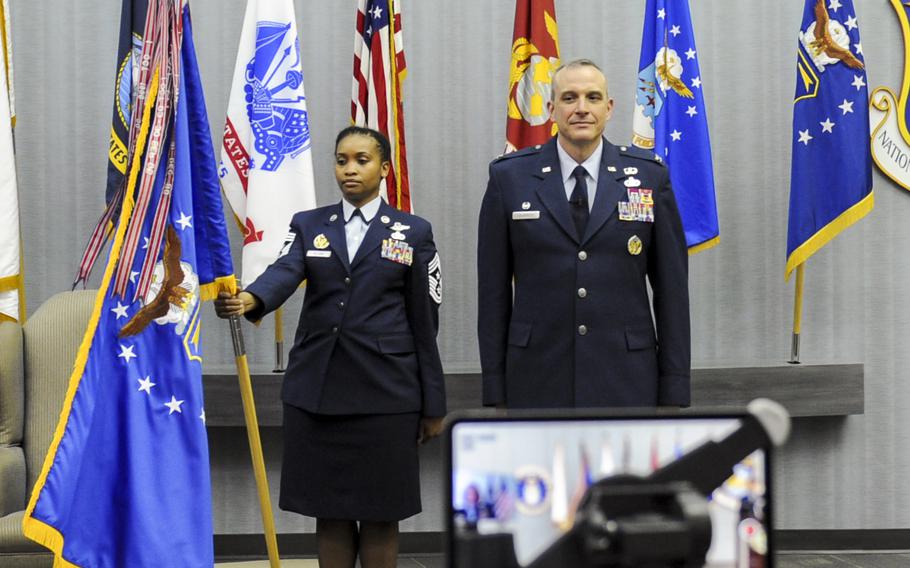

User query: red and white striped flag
[221,0,316,287]
[351,0,411,212]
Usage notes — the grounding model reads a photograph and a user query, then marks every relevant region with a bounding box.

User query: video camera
[446,399,790,568]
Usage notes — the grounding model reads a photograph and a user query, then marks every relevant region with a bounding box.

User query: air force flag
[632,0,719,253]
[22,3,235,565]
[786,0,872,278]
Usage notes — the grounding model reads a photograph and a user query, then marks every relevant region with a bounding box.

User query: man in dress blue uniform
[477,59,690,409]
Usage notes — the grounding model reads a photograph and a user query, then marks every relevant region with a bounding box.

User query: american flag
[352,0,411,211]
[567,443,593,525]
[491,478,514,520]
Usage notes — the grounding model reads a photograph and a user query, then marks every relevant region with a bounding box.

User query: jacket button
[577,288,587,298]
[578,251,588,261]
[331,326,339,334]
[338,301,345,310]
[344,277,352,285]
[578,325,588,336]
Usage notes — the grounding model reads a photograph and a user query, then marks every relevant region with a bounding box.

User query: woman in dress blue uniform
[214,126,446,568]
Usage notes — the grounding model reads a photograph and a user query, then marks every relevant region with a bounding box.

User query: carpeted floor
[217,551,910,567]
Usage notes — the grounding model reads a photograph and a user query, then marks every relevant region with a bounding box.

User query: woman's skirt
[279,404,422,522]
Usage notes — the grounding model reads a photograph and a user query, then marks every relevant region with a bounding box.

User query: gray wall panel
[10,0,910,531]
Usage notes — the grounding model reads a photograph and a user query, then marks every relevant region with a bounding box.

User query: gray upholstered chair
[0,290,95,567]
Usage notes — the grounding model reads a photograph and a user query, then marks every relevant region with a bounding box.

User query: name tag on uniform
[512,211,540,220]
[306,250,332,258]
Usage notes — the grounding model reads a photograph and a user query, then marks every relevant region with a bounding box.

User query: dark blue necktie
[570,165,589,239]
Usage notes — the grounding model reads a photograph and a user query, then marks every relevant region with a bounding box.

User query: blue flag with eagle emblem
[22,2,235,566]
[786,0,872,279]
[632,0,719,253]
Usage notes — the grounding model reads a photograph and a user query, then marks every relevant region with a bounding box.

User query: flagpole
[789,263,805,364]
[273,307,285,372]
[229,315,281,568]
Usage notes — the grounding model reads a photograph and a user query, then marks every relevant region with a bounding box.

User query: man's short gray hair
[550,59,607,100]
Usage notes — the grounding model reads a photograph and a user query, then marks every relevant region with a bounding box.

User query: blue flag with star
[786,0,872,278]
[22,3,235,566]
[632,0,719,253]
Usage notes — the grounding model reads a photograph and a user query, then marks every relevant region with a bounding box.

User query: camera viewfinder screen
[450,417,770,567]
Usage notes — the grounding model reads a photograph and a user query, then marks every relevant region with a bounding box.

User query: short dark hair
[335,126,391,163]
[550,59,607,100]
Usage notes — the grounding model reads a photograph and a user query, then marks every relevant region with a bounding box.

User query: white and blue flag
[221,0,317,287]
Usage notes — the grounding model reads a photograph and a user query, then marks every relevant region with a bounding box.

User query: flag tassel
[789,264,805,364]
[229,315,281,568]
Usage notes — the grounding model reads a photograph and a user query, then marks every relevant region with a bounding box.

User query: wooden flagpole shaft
[789,264,805,364]
[273,307,285,373]
[229,315,280,568]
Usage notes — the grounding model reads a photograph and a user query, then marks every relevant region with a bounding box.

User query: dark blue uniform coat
[477,137,690,408]
[246,200,446,417]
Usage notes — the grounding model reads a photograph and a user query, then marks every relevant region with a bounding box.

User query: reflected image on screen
[450,418,769,568]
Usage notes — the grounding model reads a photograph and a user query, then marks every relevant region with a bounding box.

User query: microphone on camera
[648,398,791,496]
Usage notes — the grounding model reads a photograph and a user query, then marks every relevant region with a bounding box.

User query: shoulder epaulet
[304,204,333,218]
[293,206,322,221]
[383,207,427,227]
[492,143,543,163]
[618,144,665,165]
[294,204,333,225]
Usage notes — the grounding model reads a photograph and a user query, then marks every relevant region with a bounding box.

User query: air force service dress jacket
[477,137,691,409]
[245,200,446,418]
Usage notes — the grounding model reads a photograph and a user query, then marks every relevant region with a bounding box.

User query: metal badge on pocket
[627,235,643,256]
